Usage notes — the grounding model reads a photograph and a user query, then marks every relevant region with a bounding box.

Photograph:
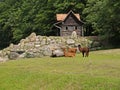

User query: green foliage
[83,0,120,45]
[0,0,86,49]
[0,0,120,49]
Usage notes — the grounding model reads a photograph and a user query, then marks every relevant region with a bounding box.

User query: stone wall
[0,32,95,62]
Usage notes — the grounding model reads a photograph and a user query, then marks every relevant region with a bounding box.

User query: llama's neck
[78,46,82,52]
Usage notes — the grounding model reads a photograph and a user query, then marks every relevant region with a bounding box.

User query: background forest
[0,0,120,49]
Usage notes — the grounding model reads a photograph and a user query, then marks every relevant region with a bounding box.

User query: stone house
[54,10,84,36]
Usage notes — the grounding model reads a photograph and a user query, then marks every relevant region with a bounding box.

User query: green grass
[0,49,120,90]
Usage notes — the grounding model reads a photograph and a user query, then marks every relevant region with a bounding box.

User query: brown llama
[78,45,89,57]
[62,48,76,57]
[68,48,77,54]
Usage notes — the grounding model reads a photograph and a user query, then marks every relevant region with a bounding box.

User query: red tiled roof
[56,14,80,21]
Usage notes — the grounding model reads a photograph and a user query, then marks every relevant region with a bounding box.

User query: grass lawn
[0,49,120,90]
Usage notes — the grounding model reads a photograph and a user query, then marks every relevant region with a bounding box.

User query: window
[75,26,77,30]
[66,27,68,30]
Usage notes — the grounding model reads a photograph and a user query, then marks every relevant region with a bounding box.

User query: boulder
[27,32,36,42]
[25,52,35,58]
[42,45,52,56]
[66,39,75,45]
[8,51,20,60]
[0,57,8,62]
[53,49,64,57]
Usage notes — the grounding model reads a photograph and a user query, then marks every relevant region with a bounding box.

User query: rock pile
[0,32,93,61]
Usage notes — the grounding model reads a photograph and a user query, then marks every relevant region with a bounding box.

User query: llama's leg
[82,52,84,57]
[86,51,89,57]
[87,52,89,57]
[85,52,87,57]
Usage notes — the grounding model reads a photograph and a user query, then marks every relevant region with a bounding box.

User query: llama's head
[78,45,81,48]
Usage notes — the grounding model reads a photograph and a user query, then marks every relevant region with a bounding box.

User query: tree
[83,0,120,46]
[0,0,88,49]
[98,0,120,45]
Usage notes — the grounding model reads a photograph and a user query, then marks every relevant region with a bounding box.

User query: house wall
[61,25,82,36]
[64,14,80,26]
[60,14,83,36]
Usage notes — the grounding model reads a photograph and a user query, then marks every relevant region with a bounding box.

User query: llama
[78,45,89,57]
[62,48,76,57]
[68,48,77,53]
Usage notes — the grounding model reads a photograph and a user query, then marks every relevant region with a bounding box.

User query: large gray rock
[0,57,8,62]
[28,32,36,42]
[24,42,35,50]
[42,45,52,56]
[53,49,64,57]
[0,57,4,62]
[18,53,26,58]
[41,39,46,45]
[35,42,40,48]
[8,51,20,60]
[25,52,35,58]
[66,39,75,45]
